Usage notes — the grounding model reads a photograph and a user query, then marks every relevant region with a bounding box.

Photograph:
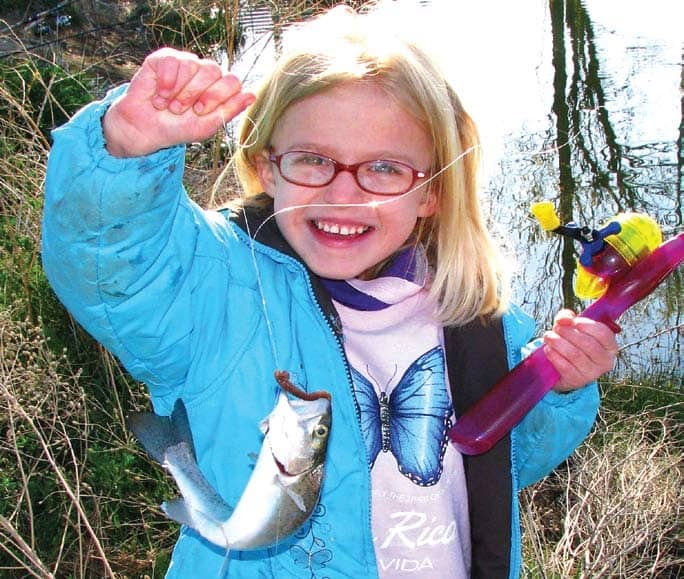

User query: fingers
[145,48,252,117]
[109,48,256,156]
[167,63,221,114]
[544,309,619,391]
[148,50,191,106]
[194,74,250,115]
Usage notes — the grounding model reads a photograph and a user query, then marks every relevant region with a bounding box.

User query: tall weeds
[0,308,177,577]
[0,5,178,575]
[522,397,683,578]
[0,309,109,578]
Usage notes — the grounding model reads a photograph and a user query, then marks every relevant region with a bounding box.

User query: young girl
[42,5,617,578]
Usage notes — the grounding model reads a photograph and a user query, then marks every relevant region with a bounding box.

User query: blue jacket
[42,88,600,578]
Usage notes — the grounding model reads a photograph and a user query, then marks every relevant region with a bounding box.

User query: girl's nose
[322,169,366,204]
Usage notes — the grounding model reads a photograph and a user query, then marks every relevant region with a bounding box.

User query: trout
[128,371,331,550]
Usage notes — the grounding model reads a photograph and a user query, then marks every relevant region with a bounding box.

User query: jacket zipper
[502,312,525,579]
[233,214,378,576]
[302,270,378,577]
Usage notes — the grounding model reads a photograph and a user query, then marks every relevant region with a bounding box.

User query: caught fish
[127,371,332,551]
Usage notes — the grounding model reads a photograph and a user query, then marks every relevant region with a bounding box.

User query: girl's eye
[366,160,406,176]
[291,153,327,166]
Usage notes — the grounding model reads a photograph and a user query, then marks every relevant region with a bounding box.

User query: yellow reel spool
[576,213,662,299]
[604,213,662,266]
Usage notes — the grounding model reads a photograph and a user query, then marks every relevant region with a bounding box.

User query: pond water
[231,0,682,381]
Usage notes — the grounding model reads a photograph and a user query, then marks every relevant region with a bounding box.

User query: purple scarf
[320,246,428,311]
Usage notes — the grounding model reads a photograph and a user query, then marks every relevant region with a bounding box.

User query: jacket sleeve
[41,85,227,397]
[500,312,601,489]
[513,373,600,488]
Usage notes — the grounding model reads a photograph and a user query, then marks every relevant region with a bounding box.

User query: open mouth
[274,455,295,477]
[312,220,371,237]
[273,454,314,478]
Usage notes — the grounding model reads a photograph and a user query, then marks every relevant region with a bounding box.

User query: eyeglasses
[268,150,427,196]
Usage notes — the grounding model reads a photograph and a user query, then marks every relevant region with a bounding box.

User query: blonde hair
[233,4,509,325]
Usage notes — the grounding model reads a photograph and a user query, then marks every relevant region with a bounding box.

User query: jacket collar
[224,194,295,257]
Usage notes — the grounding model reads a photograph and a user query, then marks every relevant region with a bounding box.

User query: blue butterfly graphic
[351,345,452,487]
[290,545,333,571]
[290,504,332,577]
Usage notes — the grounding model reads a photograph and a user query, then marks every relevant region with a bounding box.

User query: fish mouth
[274,455,295,477]
[273,453,314,478]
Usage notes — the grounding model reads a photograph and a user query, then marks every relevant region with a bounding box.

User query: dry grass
[0,308,110,578]
[522,403,683,578]
[0,307,177,578]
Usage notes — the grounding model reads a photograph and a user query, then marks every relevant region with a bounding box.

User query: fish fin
[165,492,238,554]
[162,498,196,528]
[128,412,175,464]
[128,399,196,464]
[259,416,269,435]
[283,484,307,512]
[164,494,233,530]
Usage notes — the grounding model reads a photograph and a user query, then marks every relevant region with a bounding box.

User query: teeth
[315,221,369,236]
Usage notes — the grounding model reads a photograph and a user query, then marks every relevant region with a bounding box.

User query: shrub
[0,59,94,143]
[0,308,176,577]
[145,0,244,56]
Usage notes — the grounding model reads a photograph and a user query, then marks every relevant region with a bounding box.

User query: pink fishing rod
[449,205,684,455]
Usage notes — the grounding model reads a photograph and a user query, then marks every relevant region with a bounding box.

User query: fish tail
[128,399,196,464]
[162,497,195,528]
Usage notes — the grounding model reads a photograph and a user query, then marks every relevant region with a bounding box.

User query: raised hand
[544,309,619,392]
[102,48,256,158]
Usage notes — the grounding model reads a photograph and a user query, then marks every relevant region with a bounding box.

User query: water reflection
[231,0,682,380]
[484,0,682,379]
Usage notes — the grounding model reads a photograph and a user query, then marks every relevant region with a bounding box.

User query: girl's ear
[255,151,276,198]
[417,186,439,218]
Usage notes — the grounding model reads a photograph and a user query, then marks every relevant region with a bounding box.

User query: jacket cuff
[51,83,185,171]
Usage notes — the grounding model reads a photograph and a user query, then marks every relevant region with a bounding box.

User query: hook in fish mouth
[274,370,331,401]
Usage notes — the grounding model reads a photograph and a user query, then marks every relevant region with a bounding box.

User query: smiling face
[256,82,437,280]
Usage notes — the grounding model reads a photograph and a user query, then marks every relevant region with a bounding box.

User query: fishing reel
[530,201,663,299]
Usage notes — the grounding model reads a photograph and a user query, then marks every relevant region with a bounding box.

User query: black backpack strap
[444,318,513,579]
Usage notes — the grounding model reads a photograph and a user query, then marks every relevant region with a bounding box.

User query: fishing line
[221,110,282,371]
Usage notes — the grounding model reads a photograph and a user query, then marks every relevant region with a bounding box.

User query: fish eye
[314,424,329,438]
